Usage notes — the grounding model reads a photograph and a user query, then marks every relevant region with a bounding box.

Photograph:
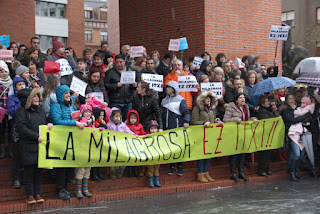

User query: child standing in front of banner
[146,120,162,188]
[107,107,136,179]
[161,81,190,176]
[75,104,94,198]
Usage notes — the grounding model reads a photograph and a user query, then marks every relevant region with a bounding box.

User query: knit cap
[15,65,29,76]
[52,37,65,52]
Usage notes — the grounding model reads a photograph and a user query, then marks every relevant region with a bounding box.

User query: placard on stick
[130,46,144,57]
[268,25,290,41]
[70,76,88,97]
[168,39,180,51]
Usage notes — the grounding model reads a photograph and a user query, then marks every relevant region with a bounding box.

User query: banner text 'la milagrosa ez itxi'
[38,117,285,168]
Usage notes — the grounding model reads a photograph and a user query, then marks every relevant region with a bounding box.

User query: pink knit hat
[80,104,92,114]
[52,37,65,52]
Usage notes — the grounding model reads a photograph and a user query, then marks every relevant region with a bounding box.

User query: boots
[230,159,239,181]
[134,167,140,178]
[75,179,83,198]
[289,159,298,181]
[0,144,5,159]
[239,155,249,181]
[197,173,208,183]
[154,176,161,187]
[128,167,134,178]
[90,168,101,182]
[82,179,92,197]
[204,172,215,182]
[97,168,106,180]
[148,176,154,188]
[110,167,116,180]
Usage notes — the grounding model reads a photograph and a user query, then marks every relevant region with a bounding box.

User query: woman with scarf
[0,61,13,158]
[25,58,46,88]
[223,93,258,182]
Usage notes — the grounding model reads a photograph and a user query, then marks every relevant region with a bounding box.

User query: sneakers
[177,166,183,176]
[168,167,176,175]
[34,195,44,203]
[57,189,70,200]
[26,196,36,205]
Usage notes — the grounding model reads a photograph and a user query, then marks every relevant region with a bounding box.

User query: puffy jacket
[104,67,137,104]
[106,107,135,135]
[223,102,251,123]
[257,106,275,120]
[156,60,170,78]
[164,70,194,110]
[126,109,147,136]
[50,85,77,126]
[191,90,217,125]
[161,81,190,130]
[7,77,24,118]
[132,90,163,130]
[15,88,47,166]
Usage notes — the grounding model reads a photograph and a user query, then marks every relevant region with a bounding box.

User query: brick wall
[120,0,282,72]
[0,0,35,46]
[66,0,85,58]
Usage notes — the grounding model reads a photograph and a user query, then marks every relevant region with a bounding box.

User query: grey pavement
[35,177,320,214]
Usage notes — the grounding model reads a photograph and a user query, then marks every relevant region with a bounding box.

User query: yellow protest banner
[38,117,285,168]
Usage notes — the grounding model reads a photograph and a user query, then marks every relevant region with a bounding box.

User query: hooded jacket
[195,60,212,80]
[126,109,147,136]
[191,90,217,125]
[248,55,261,75]
[104,67,137,104]
[7,77,25,118]
[106,107,135,135]
[132,90,163,131]
[161,81,190,129]
[15,88,47,166]
[164,70,194,110]
[50,85,77,126]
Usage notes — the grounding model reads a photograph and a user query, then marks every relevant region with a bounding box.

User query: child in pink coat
[288,96,315,151]
[107,107,135,179]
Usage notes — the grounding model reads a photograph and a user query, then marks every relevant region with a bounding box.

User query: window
[37,35,66,53]
[85,10,93,19]
[317,8,320,24]
[85,30,92,41]
[100,31,108,42]
[35,1,65,18]
[281,11,295,27]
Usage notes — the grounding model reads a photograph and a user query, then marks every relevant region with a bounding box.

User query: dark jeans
[0,117,7,145]
[55,168,67,193]
[170,162,182,168]
[24,164,42,197]
[229,153,246,161]
[197,159,210,174]
[109,103,132,121]
[258,150,272,173]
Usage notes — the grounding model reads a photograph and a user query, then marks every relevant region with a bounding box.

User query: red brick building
[0,0,85,56]
[119,0,282,70]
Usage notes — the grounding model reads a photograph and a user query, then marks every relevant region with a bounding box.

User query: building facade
[282,0,320,56]
[0,0,84,55]
[119,0,282,71]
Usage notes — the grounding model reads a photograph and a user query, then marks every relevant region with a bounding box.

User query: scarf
[236,104,249,121]
[53,51,66,59]
[0,76,13,88]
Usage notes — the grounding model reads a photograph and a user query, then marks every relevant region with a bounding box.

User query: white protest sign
[236,57,245,69]
[178,76,198,92]
[120,71,136,84]
[142,73,163,92]
[200,82,223,99]
[70,76,88,97]
[55,58,73,76]
[268,25,291,41]
[0,50,13,62]
[192,56,204,68]
[130,46,144,57]
[168,39,180,51]
[86,92,104,103]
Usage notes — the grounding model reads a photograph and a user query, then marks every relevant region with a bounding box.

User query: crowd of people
[0,37,319,205]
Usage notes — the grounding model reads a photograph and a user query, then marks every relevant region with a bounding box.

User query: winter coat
[141,68,157,74]
[42,93,57,117]
[80,80,109,104]
[191,90,217,125]
[50,85,77,126]
[89,64,109,80]
[223,102,251,123]
[161,81,190,130]
[278,103,310,135]
[7,77,24,118]
[224,86,239,104]
[126,109,147,136]
[195,60,212,80]
[156,60,170,78]
[164,70,194,110]
[257,106,275,120]
[15,88,47,166]
[106,107,135,135]
[132,90,163,130]
[104,67,137,104]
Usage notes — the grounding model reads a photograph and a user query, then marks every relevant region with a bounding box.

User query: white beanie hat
[0,60,9,73]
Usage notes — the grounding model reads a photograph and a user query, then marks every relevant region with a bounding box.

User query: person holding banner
[15,88,53,204]
[50,85,84,200]
[223,93,258,182]
[191,90,222,183]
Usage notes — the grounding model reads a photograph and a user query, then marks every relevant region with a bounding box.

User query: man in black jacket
[104,54,138,121]
[141,58,157,74]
